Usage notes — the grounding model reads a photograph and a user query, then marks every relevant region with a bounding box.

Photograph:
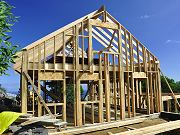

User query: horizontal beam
[90,19,118,30]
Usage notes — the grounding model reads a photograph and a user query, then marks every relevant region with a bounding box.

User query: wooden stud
[146,77,150,115]
[117,25,125,120]
[129,33,135,117]
[148,52,154,114]
[135,79,139,108]
[98,54,103,123]
[88,20,93,73]
[113,54,117,120]
[104,53,110,122]
[75,24,82,126]
[21,50,28,113]
[38,45,42,117]
[124,30,131,118]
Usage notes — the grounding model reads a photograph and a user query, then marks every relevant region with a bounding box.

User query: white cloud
[140,14,150,19]
[165,40,180,44]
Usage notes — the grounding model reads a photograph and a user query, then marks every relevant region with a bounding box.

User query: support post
[104,53,110,122]
[21,50,28,113]
[38,45,42,117]
[75,25,82,126]
[98,54,103,123]
[88,20,93,73]
[118,25,125,120]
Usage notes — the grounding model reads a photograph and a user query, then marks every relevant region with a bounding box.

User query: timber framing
[14,6,169,129]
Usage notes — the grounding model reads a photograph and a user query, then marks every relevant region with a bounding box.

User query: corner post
[21,50,28,113]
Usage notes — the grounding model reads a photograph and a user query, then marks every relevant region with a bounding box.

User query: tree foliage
[0,0,18,75]
[0,84,6,93]
[161,76,180,93]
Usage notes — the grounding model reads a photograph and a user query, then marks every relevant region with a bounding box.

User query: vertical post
[88,20,93,73]
[139,81,142,109]
[43,81,46,115]
[148,52,154,114]
[98,54,103,123]
[135,79,139,108]
[113,54,117,120]
[63,76,66,122]
[38,45,42,117]
[81,22,85,70]
[129,34,135,117]
[124,30,131,118]
[136,41,141,72]
[167,100,170,112]
[82,104,85,125]
[157,62,162,112]
[146,77,150,115]
[91,85,95,124]
[54,36,56,71]
[118,25,125,120]
[21,50,28,113]
[104,53,110,122]
[63,32,66,122]
[75,24,82,126]
[44,42,46,71]
[32,47,35,115]
[175,99,178,113]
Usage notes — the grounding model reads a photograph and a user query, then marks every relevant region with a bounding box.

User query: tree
[0,84,7,99]
[161,76,180,93]
[0,0,18,75]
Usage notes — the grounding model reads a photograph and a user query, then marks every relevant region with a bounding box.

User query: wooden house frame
[14,6,162,127]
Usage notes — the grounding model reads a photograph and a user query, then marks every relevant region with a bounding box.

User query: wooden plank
[49,118,146,135]
[98,54,103,123]
[21,50,28,113]
[136,41,141,72]
[104,53,110,122]
[90,19,118,29]
[146,77,150,115]
[162,95,180,101]
[133,72,147,78]
[129,33,135,117]
[81,22,85,70]
[124,30,131,118]
[117,26,125,120]
[148,52,154,114]
[131,73,135,117]
[63,32,66,70]
[113,54,117,120]
[53,36,56,70]
[135,79,139,108]
[88,20,93,73]
[139,81,142,109]
[38,45,42,117]
[63,73,66,122]
[39,72,64,80]
[79,73,99,80]
[82,104,85,125]
[75,25,82,126]
[110,120,180,135]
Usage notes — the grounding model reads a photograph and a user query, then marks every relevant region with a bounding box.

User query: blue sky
[0,0,180,93]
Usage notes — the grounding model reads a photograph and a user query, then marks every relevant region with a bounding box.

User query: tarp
[0,111,23,134]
